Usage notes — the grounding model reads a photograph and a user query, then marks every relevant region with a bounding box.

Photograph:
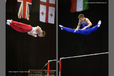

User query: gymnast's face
[38,32,44,37]
[38,31,45,37]
[35,26,45,37]
[79,17,85,21]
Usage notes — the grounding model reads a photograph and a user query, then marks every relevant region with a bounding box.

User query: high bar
[60,52,108,60]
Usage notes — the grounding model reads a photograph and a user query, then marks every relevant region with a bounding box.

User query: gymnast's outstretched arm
[74,20,81,32]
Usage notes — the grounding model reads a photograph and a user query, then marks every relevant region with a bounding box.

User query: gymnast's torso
[80,18,91,28]
[80,18,88,27]
[27,27,37,35]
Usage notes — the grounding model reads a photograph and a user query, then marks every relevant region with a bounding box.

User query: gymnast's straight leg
[7,20,33,32]
[59,20,101,35]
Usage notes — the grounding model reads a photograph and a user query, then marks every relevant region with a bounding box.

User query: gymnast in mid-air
[59,14,101,35]
[6,19,46,37]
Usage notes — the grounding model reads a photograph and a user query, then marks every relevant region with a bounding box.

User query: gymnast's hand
[81,28,85,30]
[74,27,79,32]
[74,29,77,32]
[74,24,80,32]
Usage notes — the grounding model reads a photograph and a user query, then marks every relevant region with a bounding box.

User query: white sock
[7,20,12,26]
[98,20,101,27]
[59,25,63,30]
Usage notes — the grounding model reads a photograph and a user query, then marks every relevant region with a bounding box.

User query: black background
[58,0,108,76]
[61,54,108,76]
[6,0,56,71]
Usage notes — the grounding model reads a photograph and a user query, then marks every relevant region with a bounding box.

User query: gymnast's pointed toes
[7,19,12,22]
[59,25,63,27]
[98,20,102,27]
[6,20,11,25]
[7,19,12,25]
[98,20,101,25]
[59,25,63,30]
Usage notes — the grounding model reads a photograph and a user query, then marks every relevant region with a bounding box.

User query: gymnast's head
[35,26,46,37]
[78,14,85,21]
[39,30,46,37]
